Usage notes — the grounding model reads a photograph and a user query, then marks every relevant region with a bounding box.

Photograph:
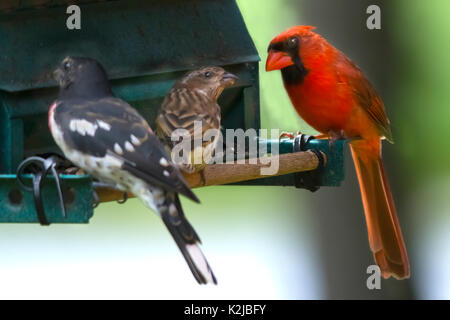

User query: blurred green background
[0,0,449,299]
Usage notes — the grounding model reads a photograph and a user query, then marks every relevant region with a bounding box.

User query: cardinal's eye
[204,71,212,78]
[286,36,299,49]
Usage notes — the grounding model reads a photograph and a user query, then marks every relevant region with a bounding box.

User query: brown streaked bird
[156,67,238,175]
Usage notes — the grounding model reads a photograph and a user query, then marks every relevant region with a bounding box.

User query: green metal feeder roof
[0,0,259,92]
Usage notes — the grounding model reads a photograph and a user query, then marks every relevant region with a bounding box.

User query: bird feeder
[0,0,345,224]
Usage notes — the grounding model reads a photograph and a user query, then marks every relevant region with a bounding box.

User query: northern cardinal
[156,67,237,175]
[266,26,409,279]
[50,57,216,284]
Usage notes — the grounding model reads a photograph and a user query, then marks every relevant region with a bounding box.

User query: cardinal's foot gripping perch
[292,134,326,192]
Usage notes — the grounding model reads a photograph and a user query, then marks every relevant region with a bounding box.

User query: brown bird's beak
[220,72,238,87]
[266,50,294,71]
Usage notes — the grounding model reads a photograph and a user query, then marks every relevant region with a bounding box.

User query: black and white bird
[49,56,216,284]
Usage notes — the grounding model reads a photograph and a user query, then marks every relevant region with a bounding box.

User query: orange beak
[266,50,294,71]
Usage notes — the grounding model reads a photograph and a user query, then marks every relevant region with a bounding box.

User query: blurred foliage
[390,0,450,178]
[236,0,312,133]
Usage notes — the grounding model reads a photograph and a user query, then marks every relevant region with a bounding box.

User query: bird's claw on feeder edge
[291,133,326,192]
[117,191,128,204]
[16,155,68,225]
[279,130,304,141]
[92,181,128,206]
[92,189,100,208]
[326,130,346,151]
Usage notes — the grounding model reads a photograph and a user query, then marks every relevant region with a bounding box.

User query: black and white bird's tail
[160,193,217,285]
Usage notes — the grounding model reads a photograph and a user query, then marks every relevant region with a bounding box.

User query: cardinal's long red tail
[349,139,410,279]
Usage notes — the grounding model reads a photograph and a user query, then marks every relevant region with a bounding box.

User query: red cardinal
[266,26,409,279]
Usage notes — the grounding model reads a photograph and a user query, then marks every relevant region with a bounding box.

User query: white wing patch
[159,157,169,167]
[114,143,124,155]
[130,134,141,146]
[69,119,97,136]
[124,141,135,152]
[69,119,112,136]
[97,120,111,131]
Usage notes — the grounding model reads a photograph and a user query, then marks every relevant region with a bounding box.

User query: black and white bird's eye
[64,61,71,70]
[286,36,299,49]
[204,71,212,78]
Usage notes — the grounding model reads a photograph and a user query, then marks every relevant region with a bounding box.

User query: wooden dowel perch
[96,150,325,203]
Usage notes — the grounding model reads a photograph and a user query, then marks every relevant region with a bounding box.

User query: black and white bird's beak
[53,66,70,89]
[53,68,63,84]
[53,57,73,88]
